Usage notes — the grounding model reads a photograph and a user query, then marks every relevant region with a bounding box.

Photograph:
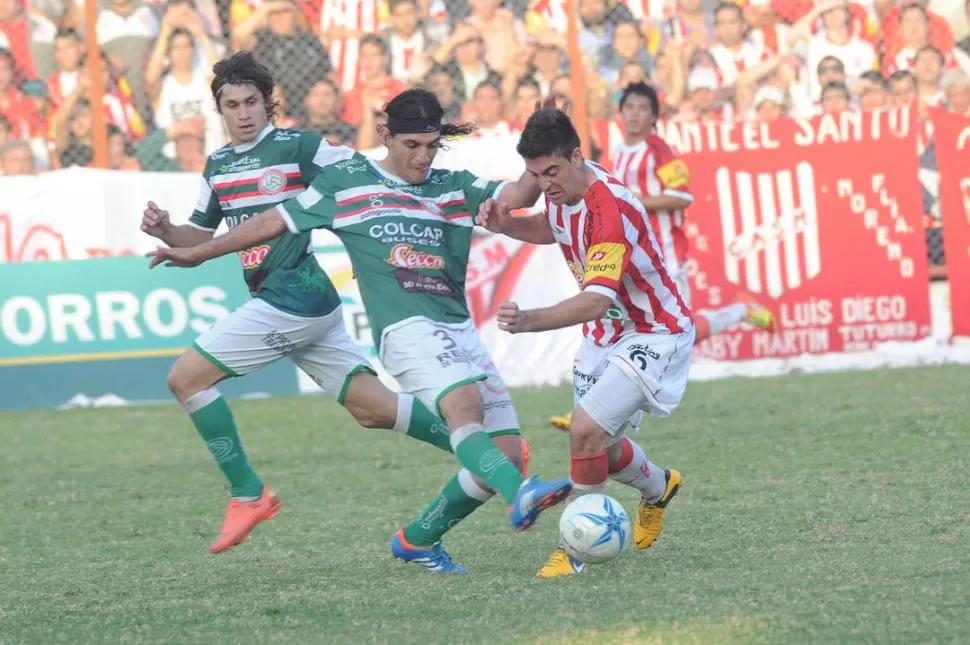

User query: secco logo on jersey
[583,243,624,282]
[716,162,821,298]
[239,245,270,269]
[258,169,286,195]
[386,243,445,270]
[369,222,444,246]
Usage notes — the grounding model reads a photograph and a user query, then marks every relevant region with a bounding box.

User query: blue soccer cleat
[391,529,467,574]
[509,475,573,531]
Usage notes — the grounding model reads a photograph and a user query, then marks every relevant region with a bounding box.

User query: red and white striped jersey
[546,161,693,346]
[708,42,770,86]
[610,134,693,274]
[319,0,381,92]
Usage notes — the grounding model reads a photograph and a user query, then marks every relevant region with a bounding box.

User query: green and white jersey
[189,124,353,317]
[276,150,506,347]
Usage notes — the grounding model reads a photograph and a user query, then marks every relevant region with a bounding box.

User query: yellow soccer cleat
[735,292,777,332]
[635,469,682,550]
[536,548,585,578]
[549,412,572,431]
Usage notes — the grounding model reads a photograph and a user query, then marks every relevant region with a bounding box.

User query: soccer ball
[558,493,631,564]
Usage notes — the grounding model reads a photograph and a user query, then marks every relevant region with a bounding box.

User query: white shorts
[379,316,519,436]
[195,298,371,401]
[574,328,695,440]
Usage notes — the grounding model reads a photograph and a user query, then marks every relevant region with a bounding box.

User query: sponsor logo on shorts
[572,366,597,385]
[369,222,444,246]
[435,348,469,368]
[239,245,271,269]
[258,169,286,195]
[393,268,457,299]
[386,243,445,270]
[627,343,660,371]
[262,330,297,357]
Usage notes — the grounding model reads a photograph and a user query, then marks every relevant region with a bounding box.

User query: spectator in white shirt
[709,2,769,87]
[383,0,439,85]
[789,0,876,100]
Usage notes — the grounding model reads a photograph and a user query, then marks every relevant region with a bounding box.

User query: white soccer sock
[609,439,667,503]
[698,303,748,336]
[180,387,222,413]
[392,393,414,433]
[457,468,495,501]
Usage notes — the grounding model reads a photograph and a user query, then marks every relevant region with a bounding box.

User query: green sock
[452,426,523,503]
[403,470,490,546]
[184,389,263,498]
[396,395,453,452]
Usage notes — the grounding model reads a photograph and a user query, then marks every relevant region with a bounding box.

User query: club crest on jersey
[258,169,287,195]
[386,243,445,270]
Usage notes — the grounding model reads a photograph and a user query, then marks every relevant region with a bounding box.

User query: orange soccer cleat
[209,485,281,554]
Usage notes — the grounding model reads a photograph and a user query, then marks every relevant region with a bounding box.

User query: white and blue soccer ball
[558,493,631,564]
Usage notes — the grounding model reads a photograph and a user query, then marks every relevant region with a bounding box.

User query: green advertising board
[0,256,300,410]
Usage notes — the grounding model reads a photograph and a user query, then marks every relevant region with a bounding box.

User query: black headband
[387,114,440,135]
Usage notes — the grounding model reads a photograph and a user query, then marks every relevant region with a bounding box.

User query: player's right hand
[476,198,512,233]
[141,201,172,239]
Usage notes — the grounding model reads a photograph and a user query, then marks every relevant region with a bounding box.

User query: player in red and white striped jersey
[550,82,776,432]
[477,107,690,578]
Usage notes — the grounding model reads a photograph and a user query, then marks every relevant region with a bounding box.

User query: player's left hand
[147,246,204,269]
[497,301,529,333]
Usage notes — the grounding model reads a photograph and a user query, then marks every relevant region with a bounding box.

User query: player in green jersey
[148,88,573,573]
[142,53,464,555]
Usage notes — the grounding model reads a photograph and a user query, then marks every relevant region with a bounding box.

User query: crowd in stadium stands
[0,0,967,179]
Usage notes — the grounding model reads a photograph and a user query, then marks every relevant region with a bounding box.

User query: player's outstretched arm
[147,208,287,268]
[476,198,555,244]
[495,169,542,211]
[141,201,214,248]
[497,292,613,334]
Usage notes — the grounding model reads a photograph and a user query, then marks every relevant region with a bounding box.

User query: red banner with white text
[646,108,932,360]
[929,107,970,338]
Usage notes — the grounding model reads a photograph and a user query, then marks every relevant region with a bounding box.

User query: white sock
[699,303,748,336]
[457,468,495,501]
[609,440,667,503]
[392,393,414,433]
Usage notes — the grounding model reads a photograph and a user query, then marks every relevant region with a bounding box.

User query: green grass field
[1,365,968,645]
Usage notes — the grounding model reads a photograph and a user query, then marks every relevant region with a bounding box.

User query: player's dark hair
[383,88,476,138]
[211,51,278,120]
[619,81,659,114]
[517,108,581,160]
[168,27,195,53]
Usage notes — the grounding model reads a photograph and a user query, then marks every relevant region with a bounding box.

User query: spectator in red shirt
[881,0,953,68]
[341,34,406,126]
[0,0,57,82]
[883,4,952,76]
[0,48,39,139]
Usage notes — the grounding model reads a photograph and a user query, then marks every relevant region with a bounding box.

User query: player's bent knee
[342,373,396,429]
[167,348,227,404]
[569,408,609,457]
[437,383,485,428]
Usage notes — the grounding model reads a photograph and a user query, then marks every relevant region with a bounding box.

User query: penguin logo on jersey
[258,169,286,195]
